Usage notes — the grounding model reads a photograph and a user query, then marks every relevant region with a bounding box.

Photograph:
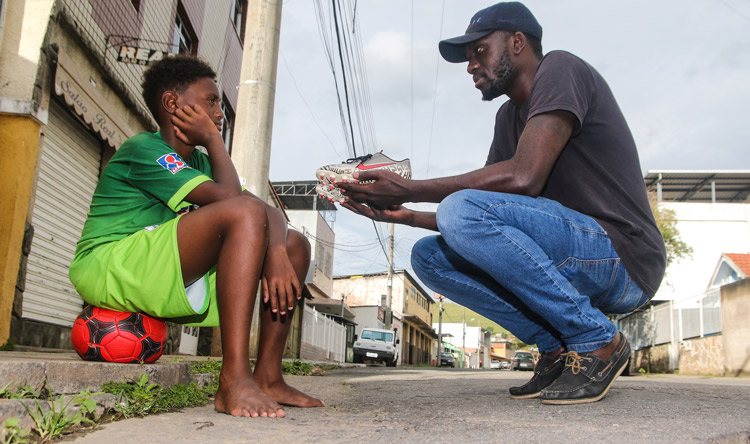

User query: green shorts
[69,216,220,327]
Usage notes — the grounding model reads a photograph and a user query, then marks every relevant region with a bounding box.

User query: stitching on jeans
[423,249,545,347]
[478,205,611,342]
[486,201,607,235]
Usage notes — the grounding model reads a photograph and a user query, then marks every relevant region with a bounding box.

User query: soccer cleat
[315,151,411,186]
[315,183,346,203]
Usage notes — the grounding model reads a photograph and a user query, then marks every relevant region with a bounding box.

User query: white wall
[655,202,750,301]
[287,210,335,296]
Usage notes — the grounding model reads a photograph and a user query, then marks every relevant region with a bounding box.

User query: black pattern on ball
[118,313,147,337]
[86,317,118,344]
[138,336,163,362]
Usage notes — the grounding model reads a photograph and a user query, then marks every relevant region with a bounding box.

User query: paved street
[69,367,750,444]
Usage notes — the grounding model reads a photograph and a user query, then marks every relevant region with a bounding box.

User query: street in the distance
[69,366,750,444]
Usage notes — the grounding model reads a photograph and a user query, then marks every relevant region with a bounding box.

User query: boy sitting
[69,55,323,418]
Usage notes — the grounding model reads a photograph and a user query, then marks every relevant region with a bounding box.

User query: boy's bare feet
[256,379,325,408]
[214,375,286,418]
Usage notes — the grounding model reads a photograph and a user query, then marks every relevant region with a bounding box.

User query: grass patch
[3,358,334,443]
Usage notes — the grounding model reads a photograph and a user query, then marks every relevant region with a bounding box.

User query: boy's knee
[287,230,311,256]
[221,196,268,231]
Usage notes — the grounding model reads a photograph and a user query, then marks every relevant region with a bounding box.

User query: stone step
[0,351,208,436]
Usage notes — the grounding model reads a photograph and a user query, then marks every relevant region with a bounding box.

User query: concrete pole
[385,223,394,329]
[231,0,283,199]
[212,0,283,358]
[436,297,443,367]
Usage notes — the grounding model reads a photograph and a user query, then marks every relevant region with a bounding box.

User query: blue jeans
[411,190,650,353]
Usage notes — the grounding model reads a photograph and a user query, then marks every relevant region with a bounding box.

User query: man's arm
[339,110,575,209]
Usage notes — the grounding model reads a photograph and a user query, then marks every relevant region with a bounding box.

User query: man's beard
[481,48,517,101]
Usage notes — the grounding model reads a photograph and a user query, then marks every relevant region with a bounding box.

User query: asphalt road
[70,367,750,444]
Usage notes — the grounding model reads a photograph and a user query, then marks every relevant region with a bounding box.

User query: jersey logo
[156,153,188,174]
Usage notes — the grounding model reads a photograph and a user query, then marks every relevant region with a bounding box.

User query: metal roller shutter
[23,101,101,326]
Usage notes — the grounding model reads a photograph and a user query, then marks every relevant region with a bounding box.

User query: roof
[644,170,750,203]
[725,253,750,277]
[272,180,338,211]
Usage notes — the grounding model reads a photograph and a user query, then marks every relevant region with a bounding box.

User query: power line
[426,0,446,178]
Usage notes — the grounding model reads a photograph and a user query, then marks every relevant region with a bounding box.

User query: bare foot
[257,379,325,408]
[214,375,286,418]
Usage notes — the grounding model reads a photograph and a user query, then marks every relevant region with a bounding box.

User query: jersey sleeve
[527,51,594,136]
[126,137,212,212]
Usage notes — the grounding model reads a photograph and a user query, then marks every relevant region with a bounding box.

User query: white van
[353,328,399,366]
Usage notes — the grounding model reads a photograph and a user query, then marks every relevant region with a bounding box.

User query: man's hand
[261,247,301,315]
[341,199,413,225]
[337,170,410,208]
[171,105,221,148]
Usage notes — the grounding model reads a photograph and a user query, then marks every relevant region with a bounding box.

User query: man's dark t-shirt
[486,50,666,297]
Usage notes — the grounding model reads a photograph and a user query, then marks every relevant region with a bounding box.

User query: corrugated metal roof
[644,170,750,203]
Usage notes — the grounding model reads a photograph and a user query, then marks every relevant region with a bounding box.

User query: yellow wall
[0,115,41,344]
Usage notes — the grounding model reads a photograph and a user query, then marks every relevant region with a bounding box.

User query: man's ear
[162,91,178,115]
[512,32,526,55]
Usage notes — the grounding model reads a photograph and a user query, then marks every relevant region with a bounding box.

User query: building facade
[333,270,437,366]
[0,0,255,351]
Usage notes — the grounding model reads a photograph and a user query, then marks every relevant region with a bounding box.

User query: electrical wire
[426,0,446,178]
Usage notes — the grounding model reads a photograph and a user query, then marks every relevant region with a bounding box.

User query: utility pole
[232,0,282,198]
[212,0,283,358]
[462,308,466,369]
[435,296,443,367]
[385,223,394,329]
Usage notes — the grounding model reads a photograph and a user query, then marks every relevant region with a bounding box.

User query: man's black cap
[439,2,543,63]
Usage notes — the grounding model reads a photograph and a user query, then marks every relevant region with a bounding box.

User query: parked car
[499,361,511,370]
[490,359,501,370]
[512,351,535,371]
[353,328,399,366]
[440,352,456,368]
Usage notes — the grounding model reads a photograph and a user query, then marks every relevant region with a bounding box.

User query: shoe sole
[509,391,541,399]
[315,184,345,203]
[540,357,628,405]
[316,168,373,186]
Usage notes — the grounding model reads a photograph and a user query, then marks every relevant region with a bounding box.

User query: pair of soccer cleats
[314,152,412,204]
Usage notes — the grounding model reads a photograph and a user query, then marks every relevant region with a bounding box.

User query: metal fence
[618,288,722,351]
[301,305,346,363]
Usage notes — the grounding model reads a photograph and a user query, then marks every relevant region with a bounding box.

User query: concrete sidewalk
[2,352,749,443]
[63,366,750,444]
[0,350,207,432]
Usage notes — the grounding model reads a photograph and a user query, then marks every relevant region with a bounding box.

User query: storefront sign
[117,45,166,66]
[54,51,133,148]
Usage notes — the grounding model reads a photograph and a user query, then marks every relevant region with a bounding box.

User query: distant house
[644,170,750,302]
[333,270,437,366]
[708,253,750,290]
[617,171,750,375]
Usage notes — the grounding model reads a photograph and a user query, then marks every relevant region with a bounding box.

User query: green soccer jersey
[75,132,212,256]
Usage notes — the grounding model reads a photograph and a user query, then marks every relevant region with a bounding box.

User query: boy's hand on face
[171,105,222,148]
[261,248,301,316]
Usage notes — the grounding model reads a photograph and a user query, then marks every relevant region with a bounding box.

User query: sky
[267,0,750,288]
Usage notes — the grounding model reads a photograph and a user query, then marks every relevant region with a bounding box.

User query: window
[230,0,243,35]
[172,5,197,55]
[220,97,234,154]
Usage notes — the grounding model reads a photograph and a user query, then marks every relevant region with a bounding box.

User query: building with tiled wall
[0,0,255,353]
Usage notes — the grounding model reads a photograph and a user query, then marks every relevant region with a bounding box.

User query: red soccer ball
[71,305,168,363]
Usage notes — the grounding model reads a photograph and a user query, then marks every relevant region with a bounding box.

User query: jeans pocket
[556,257,619,305]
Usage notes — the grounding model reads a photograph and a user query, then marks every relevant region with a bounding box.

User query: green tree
[649,192,693,266]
